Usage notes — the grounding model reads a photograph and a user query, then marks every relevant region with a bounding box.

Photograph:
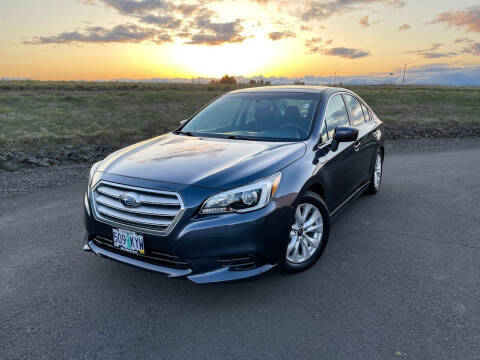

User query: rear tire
[366,149,383,195]
[280,191,330,273]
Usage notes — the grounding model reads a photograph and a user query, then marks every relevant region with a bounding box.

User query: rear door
[360,101,382,174]
[342,94,373,186]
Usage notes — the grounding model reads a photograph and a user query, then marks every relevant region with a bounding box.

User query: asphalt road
[1,145,479,359]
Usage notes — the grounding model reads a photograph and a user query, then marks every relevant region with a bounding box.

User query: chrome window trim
[90,180,185,236]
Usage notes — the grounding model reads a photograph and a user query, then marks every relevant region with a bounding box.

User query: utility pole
[402,62,414,86]
[332,71,337,86]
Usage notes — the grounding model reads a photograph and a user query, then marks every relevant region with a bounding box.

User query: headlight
[88,161,102,189]
[200,172,281,214]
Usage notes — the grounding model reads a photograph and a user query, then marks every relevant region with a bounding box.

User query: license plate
[112,228,145,255]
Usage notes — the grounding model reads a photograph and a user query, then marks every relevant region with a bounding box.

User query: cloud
[186,8,247,45]
[268,31,296,40]
[454,37,474,43]
[404,43,451,58]
[398,23,410,31]
[138,14,182,28]
[472,43,480,55]
[26,1,248,46]
[422,52,457,59]
[461,42,480,56]
[175,3,201,16]
[429,6,480,33]
[187,31,246,45]
[101,0,169,15]
[359,15,370,27]
[305,37,322,46]
[298,0,405,21]
[23,24,171,45]
[305,37,334,53]
[404,42,464,58]
[22,0,407,49]
[401,63,480,86]
[359,15,382,27]
[322,46,370,58]
[305,37,323,53]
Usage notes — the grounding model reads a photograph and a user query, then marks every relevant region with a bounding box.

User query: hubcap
[374,154,382,190]
[286,203,324,264]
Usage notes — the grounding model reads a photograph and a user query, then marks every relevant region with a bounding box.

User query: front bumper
[84,195,294,283]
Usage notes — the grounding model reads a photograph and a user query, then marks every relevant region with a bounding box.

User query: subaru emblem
[119,193,140,208]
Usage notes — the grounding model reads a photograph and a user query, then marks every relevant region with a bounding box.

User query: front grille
[218,255,265,271]
[92,235,190,270]
[91,181,184,235]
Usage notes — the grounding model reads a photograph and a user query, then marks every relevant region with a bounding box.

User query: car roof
[229,85,349,96]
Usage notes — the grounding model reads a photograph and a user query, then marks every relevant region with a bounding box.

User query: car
[83,86,385,283]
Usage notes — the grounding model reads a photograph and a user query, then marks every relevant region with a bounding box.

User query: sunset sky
[1,0,479,83]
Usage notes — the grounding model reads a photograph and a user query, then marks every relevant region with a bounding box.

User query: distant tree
[294,80,305,85]
[258,79,264,85]
[249,79,257,85]
[219,75,237,84]
[209,79,218,84]
[265,81,271,85]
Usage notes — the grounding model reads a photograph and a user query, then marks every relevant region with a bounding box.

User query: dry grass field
[1,81,479,149]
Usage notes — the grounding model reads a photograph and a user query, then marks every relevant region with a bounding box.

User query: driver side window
[324,95,350,139]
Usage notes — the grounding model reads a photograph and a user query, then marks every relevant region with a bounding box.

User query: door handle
[353,142,361,152]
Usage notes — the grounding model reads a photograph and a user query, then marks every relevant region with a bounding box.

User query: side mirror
[179,119,188,126]
[330,126,358,152]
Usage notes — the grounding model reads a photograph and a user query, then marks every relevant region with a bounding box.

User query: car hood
[98,133,306,189]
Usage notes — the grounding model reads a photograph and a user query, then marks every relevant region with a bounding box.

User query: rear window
[360,102,372,122]
[343,94,365,127]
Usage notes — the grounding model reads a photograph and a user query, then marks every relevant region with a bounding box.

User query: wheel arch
[307,182,326,200]
[294,180,329,212]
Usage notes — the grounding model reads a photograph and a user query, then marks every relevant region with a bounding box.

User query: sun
[166,35,281,78]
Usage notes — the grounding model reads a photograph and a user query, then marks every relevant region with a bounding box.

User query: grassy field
[1,81,479,149]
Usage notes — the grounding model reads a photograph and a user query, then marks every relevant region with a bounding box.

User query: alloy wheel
[374,154,382,190]
[286,203,324,264]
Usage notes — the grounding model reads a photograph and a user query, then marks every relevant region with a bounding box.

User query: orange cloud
[398,24,410,31]
[268,31,296,41]
[429,6,480,33]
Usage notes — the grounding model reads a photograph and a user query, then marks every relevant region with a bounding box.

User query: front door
[319,94,359,211]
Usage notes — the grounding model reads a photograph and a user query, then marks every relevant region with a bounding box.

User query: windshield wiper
[227,134,251,140]
[174,130,194,136]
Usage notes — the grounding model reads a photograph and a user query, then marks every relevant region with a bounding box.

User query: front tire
[280,191,330,273]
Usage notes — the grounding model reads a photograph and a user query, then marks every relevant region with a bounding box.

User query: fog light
[242,190,258,205]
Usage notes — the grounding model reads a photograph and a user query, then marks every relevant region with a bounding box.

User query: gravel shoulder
[1,137,479,200]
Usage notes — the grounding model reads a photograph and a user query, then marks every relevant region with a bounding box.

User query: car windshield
[181,92,320,141]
